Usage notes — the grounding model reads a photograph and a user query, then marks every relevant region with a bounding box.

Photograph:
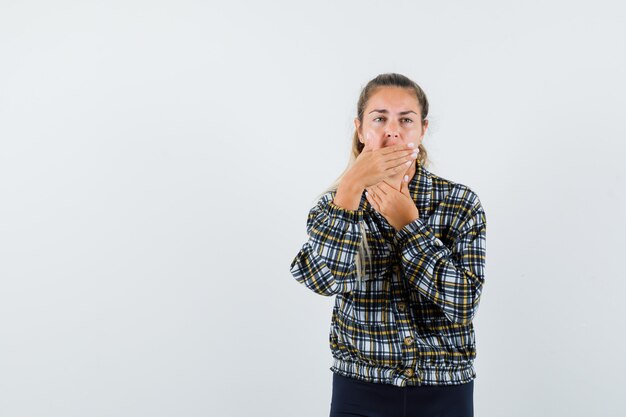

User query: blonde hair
[314,73,432,283]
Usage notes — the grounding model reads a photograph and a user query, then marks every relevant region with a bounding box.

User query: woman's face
[355,86,428,151]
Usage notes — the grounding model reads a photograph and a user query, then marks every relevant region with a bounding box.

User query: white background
[1,1,625,416]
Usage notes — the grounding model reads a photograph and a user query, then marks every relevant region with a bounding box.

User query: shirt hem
[329,356,476,388]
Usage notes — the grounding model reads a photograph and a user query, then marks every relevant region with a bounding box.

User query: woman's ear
[354,117,363,143]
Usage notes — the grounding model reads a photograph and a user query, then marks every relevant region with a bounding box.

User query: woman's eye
[373,117,413,123]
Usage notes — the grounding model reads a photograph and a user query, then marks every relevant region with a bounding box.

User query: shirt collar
[408,160,432,215]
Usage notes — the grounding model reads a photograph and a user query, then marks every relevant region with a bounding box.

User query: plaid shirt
[289,161,487,387]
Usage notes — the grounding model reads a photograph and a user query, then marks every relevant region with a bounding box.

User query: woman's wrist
[333,175,365,211]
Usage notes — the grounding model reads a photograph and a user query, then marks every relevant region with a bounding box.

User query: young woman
[289,73,487,417]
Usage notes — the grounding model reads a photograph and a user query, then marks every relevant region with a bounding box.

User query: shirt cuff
[327,200,365,223]
[393,217,446,254]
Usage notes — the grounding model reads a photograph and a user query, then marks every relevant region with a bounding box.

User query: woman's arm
[289,191,365,296]
[394,187,487,325]
[332,171,365,211]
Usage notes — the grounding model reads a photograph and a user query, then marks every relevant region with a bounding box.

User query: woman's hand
[365,175,420,231]
[346,143,418,189]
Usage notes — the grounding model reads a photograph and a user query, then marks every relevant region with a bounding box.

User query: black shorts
[329,372,474,417]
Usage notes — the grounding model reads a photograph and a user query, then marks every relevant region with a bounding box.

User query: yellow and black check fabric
[289,161,487,387]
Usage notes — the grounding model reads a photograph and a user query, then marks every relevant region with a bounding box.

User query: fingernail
[404,175,409,182]
[408,142,415,148]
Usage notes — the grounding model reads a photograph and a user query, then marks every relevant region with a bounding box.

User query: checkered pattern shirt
[289,161,487,387]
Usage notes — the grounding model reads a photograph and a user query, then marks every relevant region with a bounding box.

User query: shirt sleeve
[393,193,487,325]
[289,191,364,296]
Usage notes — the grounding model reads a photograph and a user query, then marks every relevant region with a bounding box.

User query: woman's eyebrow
[369,109,418,115]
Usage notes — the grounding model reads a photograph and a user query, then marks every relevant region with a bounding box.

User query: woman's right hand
[346,143,418,189]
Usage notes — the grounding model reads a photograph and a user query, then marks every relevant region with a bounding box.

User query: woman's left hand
[365,175,420,231]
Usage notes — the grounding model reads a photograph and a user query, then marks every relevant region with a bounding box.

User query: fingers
[359,143,418,188]
[386,149,418,163]
[366,183,383,200]
[400,174,411,195]
[375,182,392,194]
[389,159,413,174]
[381,142,415,155]
[365,189,380,211]
[379,156,414,179]
[383,149,418,174]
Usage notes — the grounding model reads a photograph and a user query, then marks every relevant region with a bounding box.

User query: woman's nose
[384,132,401,147]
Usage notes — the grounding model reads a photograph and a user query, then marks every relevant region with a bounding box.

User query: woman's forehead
[367,87,418,111]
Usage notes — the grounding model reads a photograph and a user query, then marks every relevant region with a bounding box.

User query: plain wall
[1,1,624,416]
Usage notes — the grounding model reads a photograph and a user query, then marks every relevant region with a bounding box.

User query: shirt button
[398,302,406,312]
[404,336,414,346]
[404,368,414,377]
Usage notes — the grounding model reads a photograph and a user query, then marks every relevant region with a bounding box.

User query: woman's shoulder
[429,170,485,216]
[309,189,336,209]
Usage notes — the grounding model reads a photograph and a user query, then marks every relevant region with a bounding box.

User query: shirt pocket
[351,277,394,327]
[418,318,476,360]
[359,227,393,281]
[438,321,475,350]
[334,294,402,367]
[351,225,395,327]
[331,300,360,360]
